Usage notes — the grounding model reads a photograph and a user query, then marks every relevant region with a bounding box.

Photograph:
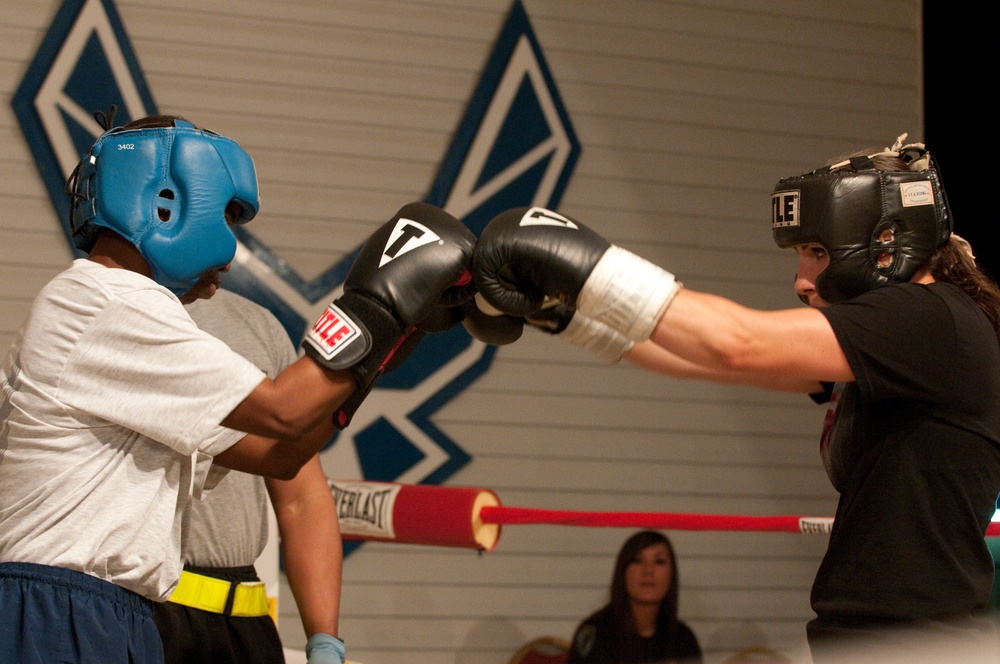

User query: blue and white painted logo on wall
[12,0,579,502]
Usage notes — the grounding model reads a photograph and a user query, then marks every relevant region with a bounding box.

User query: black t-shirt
[567,608,703,664]
[814,282,1000,623]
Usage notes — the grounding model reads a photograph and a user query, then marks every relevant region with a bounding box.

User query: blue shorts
[0,562,164,664]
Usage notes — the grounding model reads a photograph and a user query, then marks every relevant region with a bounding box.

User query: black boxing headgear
[771,137,951,303]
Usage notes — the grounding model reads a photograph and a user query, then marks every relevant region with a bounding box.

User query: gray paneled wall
[0,1,922,662]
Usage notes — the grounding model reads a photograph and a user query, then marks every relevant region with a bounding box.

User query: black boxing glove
[465,294,630,362]
[301,202,476,427]
[460,295,525,346]
[331,306,466,428]
[473,206,680,342]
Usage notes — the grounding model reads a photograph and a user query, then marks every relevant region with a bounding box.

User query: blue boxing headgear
[771,135,951,303]
[68,119,259,294]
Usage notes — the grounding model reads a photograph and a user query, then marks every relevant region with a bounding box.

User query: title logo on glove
[305,304,362,361]
[380,220,440,268]
[520,206,579,229]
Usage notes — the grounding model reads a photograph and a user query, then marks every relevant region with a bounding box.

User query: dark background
[923,5,995,279]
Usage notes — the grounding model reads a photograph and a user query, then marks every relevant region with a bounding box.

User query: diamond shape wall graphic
[12,0,580,543]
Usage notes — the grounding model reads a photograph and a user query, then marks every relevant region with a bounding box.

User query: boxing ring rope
[480,507,837,535]
[329,480,1000,551]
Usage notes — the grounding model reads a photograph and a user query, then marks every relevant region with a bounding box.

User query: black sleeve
[673,621,703,663]
[809,381,834,405]
[820,284,955,403]
[567,619,615,664]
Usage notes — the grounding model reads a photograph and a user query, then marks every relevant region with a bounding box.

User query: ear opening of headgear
[67,114,260,295]
[771,133,952,303]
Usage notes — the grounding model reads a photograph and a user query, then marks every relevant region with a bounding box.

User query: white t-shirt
[0,260,266,600]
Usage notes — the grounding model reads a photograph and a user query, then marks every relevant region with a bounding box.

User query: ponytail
[929,236,1000,347]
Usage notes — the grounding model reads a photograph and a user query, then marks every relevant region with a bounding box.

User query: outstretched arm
[215,401,340,480]
[222,357,354,442]
[223,202,476,442]
[624,339,826,393]
[471,206,854,389]
[652,288,853,384]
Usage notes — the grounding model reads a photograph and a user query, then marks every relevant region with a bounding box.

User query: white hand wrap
[559,312,634,364]
[576,245,680,341]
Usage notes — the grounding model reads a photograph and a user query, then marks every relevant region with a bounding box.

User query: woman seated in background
[568,530,703,664]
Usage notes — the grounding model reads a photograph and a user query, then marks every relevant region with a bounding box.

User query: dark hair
[928,238,1000,346]
[87,104,193,134]
[606,530,680,661]
[119,114,194,131]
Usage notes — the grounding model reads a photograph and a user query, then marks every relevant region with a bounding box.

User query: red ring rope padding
[329,480,1000,550]
[331,480,502,550]
[479,506,1000,537]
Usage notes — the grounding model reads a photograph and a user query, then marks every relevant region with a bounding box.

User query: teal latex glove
[306,634,346,664]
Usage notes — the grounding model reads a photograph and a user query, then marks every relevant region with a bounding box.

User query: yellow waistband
[167,569,271,618]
